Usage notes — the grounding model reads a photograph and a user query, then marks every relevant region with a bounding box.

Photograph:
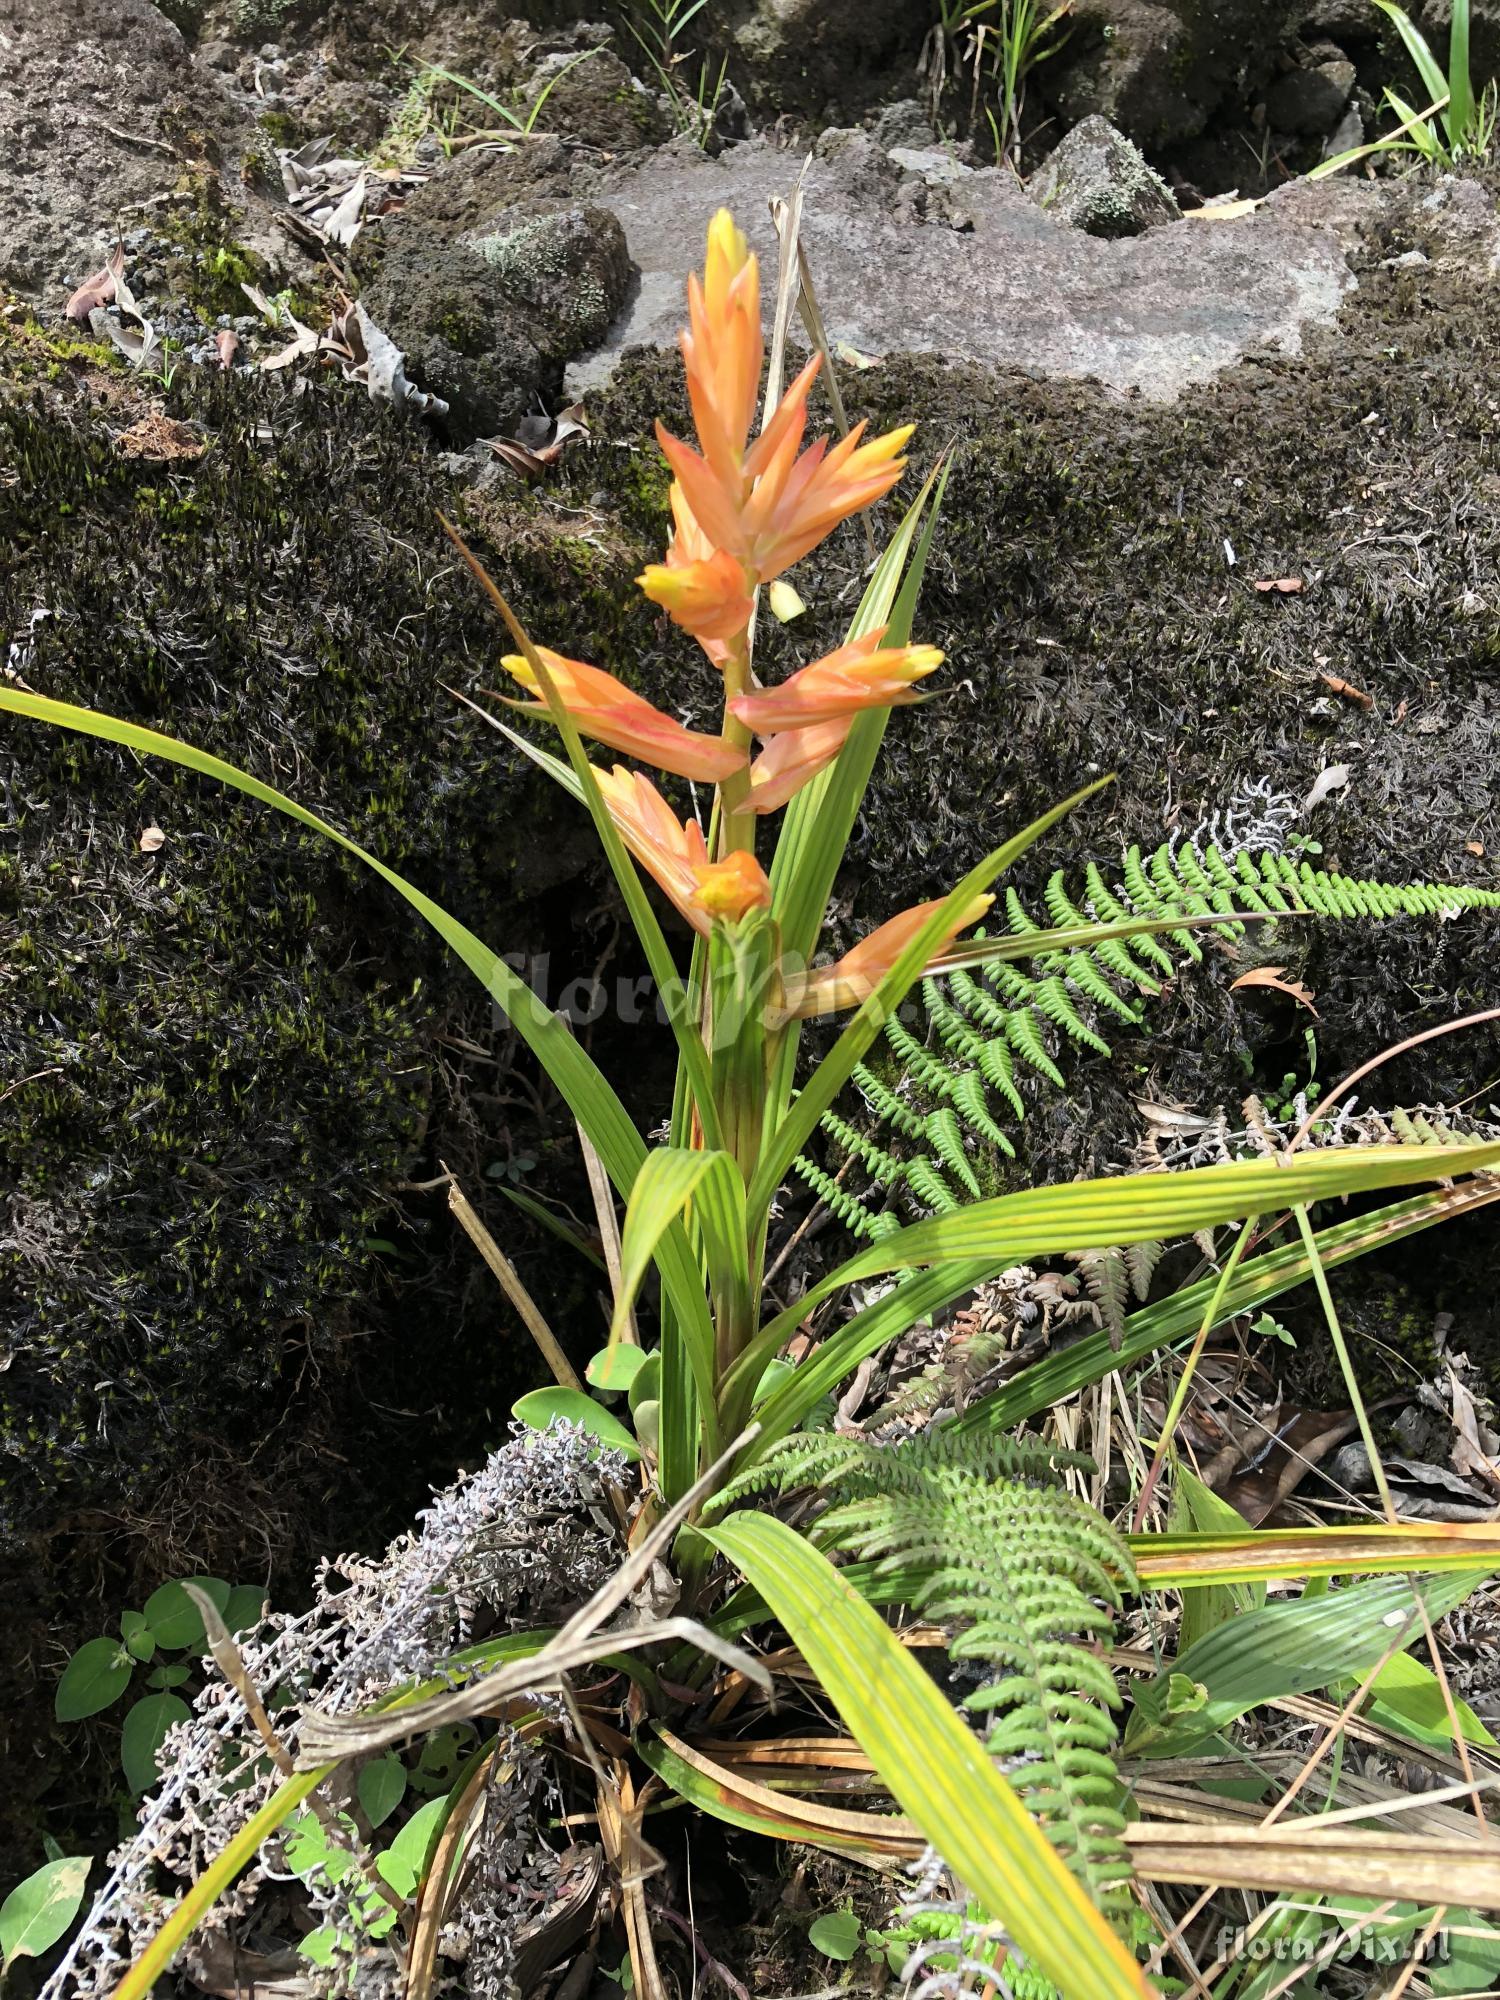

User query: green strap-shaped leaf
[1126,1569,1487,1757]
[744,1142,1500,1377]
[958,1180,1500,1437]
[612,1149,746,1413]
[702,1513,1151,2000]
[0,687,719,1481]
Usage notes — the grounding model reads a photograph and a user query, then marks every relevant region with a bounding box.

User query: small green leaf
[223,1585,268,1637]
[357,1755,408,1830]
[1251,1310,1296,1346]
[511,1387,640,1461]
[118,1611,156,1664]
[298,1926,344,1967]
[56,1638,135,1721]
[377,1796,449,1897]
[120,1694,191,1794]
[585,1345,649,1394]
[808,1910,862,1961]
[626,1351,661,1415]
[408,1725,476,1796]
[283,1814,329,1879]
[142,1577,230,1652]
[146,1664,192,1691]
[0,1856,91,1963]
[752,1358,795,1409]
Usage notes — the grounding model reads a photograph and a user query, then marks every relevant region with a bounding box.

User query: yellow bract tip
[705,207,750,278]
[500,652,539,693]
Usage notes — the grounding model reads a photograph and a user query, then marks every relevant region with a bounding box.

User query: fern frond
[718,1429,1138,1919]
[922,1105,982,1197]
[850,1063,927,1141]
[790,1156,890,1242]
[904,1155,960,1212]
[1066,1247,1129,1348]
[811,840,1500,1245]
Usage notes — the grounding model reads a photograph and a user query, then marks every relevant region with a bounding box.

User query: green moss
[0,371,677,1535]
[0,312,122,377]
[155,177,273,320]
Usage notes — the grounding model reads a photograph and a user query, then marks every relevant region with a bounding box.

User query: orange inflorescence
[514,207,988,982]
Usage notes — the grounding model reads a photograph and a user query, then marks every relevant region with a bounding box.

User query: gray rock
[1266,58,1356,135]
[888,144,971,185]
[1028,115,1181,237]
[871,97,942,150]
[0,0,271,296]
[563,133,1357,405]
[361,173,633,440]
[1323,100,1365,157]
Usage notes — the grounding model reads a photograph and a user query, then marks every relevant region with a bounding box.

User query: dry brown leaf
[1447,1365,1500,1495]
[113,412,204,463]
[1217,1405,1359,1523]
[64,244,125,323]
[139,824,166,853]
[1466,840,1486,858]
[259,320,320,372]
[1318,669,1373,709]
[1230,965,1320,1017]
[1253,575,1304,594]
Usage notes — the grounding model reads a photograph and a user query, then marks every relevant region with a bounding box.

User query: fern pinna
[711,1430,1138,1922]
[798,840,1500,1238]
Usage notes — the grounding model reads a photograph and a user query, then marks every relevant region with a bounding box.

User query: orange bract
[638,484,754,655]
[747,716,853,813]
[789,892,994,1017]
[731,628,943,734]
[501,647,746,785]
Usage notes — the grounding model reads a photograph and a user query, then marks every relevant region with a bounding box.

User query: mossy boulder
[0,356,684,1541]
[359,171,633,438]
[1029,115,1181,236]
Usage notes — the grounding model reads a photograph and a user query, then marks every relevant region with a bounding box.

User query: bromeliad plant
[11,211,1500,2000]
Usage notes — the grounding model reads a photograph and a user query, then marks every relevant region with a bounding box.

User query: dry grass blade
[764,165,809,421]
[1132,1521,1500,1584]
[1122,1822,1500,1906]
[575,1118,635,1345]
[405,1750,498,2000]
[598,1763,666,2000]
[651,1724,922,1861]
[296,1617,766,1763]
[443,1163,582,1390]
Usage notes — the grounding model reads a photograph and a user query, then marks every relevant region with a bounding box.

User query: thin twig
[442,1161,583,1391]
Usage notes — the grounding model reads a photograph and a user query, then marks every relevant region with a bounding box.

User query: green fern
[713,1429,1137,1918]
[795,841,1500,1241]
